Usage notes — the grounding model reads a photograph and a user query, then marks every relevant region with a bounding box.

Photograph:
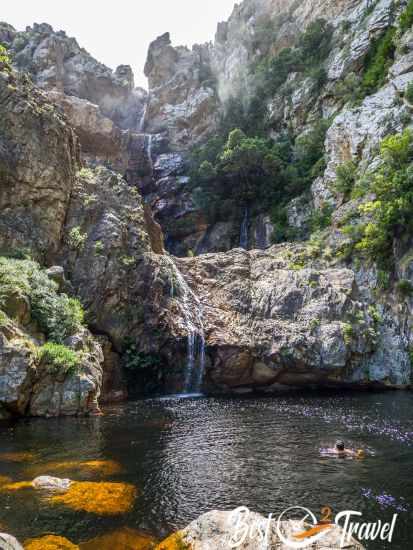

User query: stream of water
[167,258,206,393]
[0,392,412,548]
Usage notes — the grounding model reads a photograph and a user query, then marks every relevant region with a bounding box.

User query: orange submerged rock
[0,475,12,486]
[0,452,36,462]
[155,532,191,550]
[79,527,156,549]
[24,534,79,550]
[1,480,33,491]
[26,459,122,478]
[51,481,137,514]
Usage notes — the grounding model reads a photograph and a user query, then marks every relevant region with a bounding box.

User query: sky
[1,0,236,88]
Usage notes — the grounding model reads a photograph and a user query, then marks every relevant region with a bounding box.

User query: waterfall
[138,102,147,133]
[239,206,249,249]
[145,134,153,176]
[164,257,206,393]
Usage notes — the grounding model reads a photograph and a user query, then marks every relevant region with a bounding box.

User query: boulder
[0,534,24,550]
[32,475,72,492]
[156,509,364,549]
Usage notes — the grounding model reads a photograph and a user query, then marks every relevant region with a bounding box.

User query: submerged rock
[25,459,122,479]
[50,481,137,515]
[79,528,156,550]
[32,476,72,493]
[24,535,78,550]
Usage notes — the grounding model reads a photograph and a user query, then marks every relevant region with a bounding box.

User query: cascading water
[138,102,148,133]
[145,134,154,176]
[239,206,249,249]
[165,257,206,393]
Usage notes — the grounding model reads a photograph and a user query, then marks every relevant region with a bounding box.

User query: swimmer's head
[335,440,345,451]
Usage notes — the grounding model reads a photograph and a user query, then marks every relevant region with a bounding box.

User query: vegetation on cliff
[336,130,413,271]
[0,256,85,374]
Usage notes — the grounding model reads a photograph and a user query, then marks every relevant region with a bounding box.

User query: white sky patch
[1,0,236,88]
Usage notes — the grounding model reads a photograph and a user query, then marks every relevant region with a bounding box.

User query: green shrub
[94,241,104,255]
[0,257,85,343]
[123,340,161,371]
[343,323,354,345]
[37,342,79,376]
[0,310,9,327]
[67,227,87,251]
[396,279,413,297]
[310,204,333,232]
[0,44,10,69]
[298,18,334,64]
[335,161,358,199]
[400,0,413,32]
[361,27,396,95]
[405,82,413,104]
[377,270,390,290]
[347,130,413,268]
[333,72,363,105]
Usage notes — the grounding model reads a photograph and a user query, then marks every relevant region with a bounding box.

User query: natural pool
[0,391,412,548]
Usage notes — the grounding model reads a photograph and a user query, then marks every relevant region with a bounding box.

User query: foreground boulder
[0,534,23,550]
[156,509,364,549]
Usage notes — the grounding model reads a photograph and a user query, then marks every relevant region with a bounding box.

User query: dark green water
[0,391,412,548]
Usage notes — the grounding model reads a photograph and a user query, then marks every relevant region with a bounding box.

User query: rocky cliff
[1,0,413,416]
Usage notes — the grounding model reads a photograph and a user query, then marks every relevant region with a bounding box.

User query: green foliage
[123,345,161,371]
[67,226,87,251]
[332,72,363,105]
[0,44,10,69]
[361,26,396,95]
[343,323,354,345]
[0,257,84,343]
[400,0,413,32]
[377,269,390,290]
[342,130,413,269]
[30,270,84,343]
[94,241,104,255]
[261,18,333,97]
[405,81,413,104]
[298,18,334,63]
[0,310,9,327]
[191,119,329,234]
[310,203,333,232]
[335,161,358,199]
[396,279,413,298]
[37,343,79,376]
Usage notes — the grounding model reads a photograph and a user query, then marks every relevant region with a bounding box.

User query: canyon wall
[1,0,413,416]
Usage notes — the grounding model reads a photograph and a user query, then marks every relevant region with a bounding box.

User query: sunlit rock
[25,459,122,479]
[156,510,364,549]
[51,481,137,515]
[24,534,79,550]
[79,527,156,549]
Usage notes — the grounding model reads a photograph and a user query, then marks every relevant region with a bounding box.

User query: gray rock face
[144,33,219,149]
[0,319,103,418]
[1,22,146,131]
[0,69,79,259]
[176,244,409,391]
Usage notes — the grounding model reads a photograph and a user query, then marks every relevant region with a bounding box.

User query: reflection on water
[0,391,412,549]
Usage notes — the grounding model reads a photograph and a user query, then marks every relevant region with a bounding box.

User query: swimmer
[328,440,365,458]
